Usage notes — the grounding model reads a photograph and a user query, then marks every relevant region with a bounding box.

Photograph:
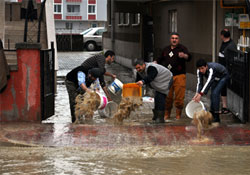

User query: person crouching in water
[192,58,229,123]
[65,67,105,123]
[134,59,173,123]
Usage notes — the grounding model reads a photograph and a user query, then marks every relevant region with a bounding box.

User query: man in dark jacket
[134,59,173,123]
[81,50,116,100]
[218,29,237,114]
[192,58,229,123]
[65,67,104,123]
[155,32,191,120]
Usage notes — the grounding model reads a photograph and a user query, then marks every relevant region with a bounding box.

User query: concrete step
[5,51,17,65]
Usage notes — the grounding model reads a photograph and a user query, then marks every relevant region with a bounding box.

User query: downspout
[111,0,115,51]
[212,0,217,62]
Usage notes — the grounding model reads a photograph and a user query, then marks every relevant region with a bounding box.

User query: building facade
[103,0,250,122]
[53,0,107,34]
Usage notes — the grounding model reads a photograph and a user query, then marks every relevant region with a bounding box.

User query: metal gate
[227,49,249,123]
[41,42,55,120]
[56,34,84,51]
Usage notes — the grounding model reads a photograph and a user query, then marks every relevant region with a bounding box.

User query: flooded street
[1,146,250,175]
[1,51,250,174]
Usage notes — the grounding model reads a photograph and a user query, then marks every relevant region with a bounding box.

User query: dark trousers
[65,79,86,122]
[210,75,229,112]
[154,91,166,111]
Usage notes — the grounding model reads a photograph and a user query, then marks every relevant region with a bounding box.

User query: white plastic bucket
[108,78,123,94]
[96,92,108,110]
[98,101,118,118]
[185,100,206,119]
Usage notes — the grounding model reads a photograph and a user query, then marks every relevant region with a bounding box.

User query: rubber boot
[176,108,182,120]
[155,110,165,123]
[211,111,220,123]
[152,109,157,121]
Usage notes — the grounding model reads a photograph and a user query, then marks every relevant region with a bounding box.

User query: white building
[53,0,107,34]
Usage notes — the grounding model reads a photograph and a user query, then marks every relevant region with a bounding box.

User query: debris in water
[113,96,142,124]
[74,91,101,124]
[190,136,214,144]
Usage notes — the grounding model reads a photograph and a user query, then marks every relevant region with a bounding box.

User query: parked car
[81,27,106,51]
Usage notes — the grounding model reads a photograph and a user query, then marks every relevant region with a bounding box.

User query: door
[41,42,55,120]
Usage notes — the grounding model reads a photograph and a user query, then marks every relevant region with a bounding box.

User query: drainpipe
[212,0,217,62]
[111,0,115,51]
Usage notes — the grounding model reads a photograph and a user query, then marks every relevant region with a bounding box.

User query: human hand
[86,88,92,93]
[107,96,112,102]
[178,52,188,59]
[112,74,117,79]
[136,81,144,87]
[192,93,201,102]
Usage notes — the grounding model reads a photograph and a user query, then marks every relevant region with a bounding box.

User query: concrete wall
[0,1,5,43]
[103,1,144,67]
[0,44,42,122]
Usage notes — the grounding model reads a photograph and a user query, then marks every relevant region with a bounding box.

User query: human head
[170,32,180,48]
[220,29,230,41]
[88,68,104,81]
[133,59,146,73]
[104,50,115,65]
[196,58,208,74]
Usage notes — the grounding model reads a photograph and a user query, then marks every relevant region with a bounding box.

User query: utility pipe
[212,0,217,62]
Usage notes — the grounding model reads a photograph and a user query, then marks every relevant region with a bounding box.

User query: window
[118,13,124,25]
[54,4,61,13]
[169,10,177,33]
[91,23,97,28]
[88,5,96,14]
[66,22,73,29]
[124,13,130,25]
[67,5,80,13]
[95,29,106,35]
[118,13,130,26]
[132,13,140,26]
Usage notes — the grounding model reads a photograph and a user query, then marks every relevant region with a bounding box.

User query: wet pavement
[0,51,249,148]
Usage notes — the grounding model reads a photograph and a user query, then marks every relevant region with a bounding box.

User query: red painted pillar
[0,43,42,122]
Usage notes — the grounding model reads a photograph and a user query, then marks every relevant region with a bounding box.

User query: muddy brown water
[1,146,250,175]
[2,85,250,174]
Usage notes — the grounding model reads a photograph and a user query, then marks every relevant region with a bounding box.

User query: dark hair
[88,68,103,78]
[104,50,115,58]
[221,29,230,38]
[196,58,207,68]
[170,32,180,37]
[133,59,145,66]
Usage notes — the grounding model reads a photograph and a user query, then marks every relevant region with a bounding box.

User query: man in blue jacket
[65,67,104,123]
[192,58,229,123]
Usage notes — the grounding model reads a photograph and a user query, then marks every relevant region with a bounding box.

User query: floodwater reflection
[1,146,250,175]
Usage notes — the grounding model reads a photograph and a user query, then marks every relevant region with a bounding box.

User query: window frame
[169,9,177,33]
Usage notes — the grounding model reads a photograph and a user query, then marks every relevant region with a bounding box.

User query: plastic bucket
[122,83,142,97]
[96,92,108,110]
[185,100,206,119]
[108,78,123,94]
[98,101,118,118]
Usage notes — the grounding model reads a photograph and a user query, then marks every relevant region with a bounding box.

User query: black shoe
[221,108,230,114]
[212,112,220,123]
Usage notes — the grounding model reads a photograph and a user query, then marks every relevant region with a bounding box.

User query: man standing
[218,29,237,114]
[65,67,104,123]
[81,50,116,100]
[134,59,173,123]
[155,33,191,120]
[193,58,229,123]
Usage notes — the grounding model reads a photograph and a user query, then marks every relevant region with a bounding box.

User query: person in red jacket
[155,33,191,120]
